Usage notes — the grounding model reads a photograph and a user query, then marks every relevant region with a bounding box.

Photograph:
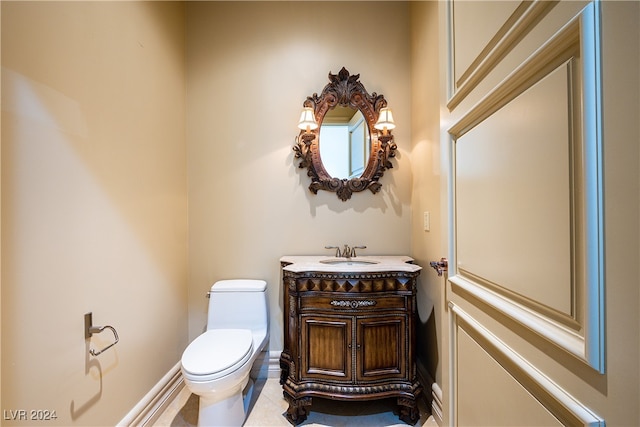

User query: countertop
[280,255,422,273]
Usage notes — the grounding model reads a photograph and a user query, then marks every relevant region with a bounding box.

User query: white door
[442,1,638,425]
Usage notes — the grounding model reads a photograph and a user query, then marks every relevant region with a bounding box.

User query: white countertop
[280,255,422,273]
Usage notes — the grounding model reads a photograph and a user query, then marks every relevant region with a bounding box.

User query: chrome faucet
[342,245,353,259]
[325,245,367,258]
[342,245,354,259]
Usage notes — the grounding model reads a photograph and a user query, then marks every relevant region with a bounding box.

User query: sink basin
[319,258,380,265]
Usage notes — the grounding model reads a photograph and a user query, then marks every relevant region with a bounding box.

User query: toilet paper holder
[84,312,119,356]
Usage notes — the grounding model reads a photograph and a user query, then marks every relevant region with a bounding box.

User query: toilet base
[198,390,244,427]
[196,378,254,427]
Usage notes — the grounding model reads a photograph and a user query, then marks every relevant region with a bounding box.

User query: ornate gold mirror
[293,67,397,201]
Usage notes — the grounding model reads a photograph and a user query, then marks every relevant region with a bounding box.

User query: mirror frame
[293,67,397,201]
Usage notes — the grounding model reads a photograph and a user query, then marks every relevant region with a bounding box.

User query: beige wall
[599,1,640,422]
[185,1,413,348]
[1,2,188,426]
[408,0,444,405]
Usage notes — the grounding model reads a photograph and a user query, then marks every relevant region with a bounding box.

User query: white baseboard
[118,351,281,427]
[417,360,443,426]
[117,361,184,427]
[252,350,282,379]
[431,381,443,425]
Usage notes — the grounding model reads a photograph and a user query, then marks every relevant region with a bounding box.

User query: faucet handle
[352,245,366,257]
[325,245,341,257]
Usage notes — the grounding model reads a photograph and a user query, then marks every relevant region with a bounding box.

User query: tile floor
[154,377,438,427]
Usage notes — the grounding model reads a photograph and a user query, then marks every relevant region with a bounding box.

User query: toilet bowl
[181,279,268,427]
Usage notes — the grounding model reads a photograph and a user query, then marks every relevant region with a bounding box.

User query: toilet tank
[207,279,268,333]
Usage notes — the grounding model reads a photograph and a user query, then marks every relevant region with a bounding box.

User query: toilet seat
[182,329,253,381]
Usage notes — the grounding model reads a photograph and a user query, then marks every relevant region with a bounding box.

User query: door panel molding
[449,0,558,110]
[449,304,604,426]
[455,60,574,318]
[450,274,585,360]
[449,10,580,138]
[448,3,604,372]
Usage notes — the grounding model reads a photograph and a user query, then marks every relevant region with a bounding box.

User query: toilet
[181,279,269,427]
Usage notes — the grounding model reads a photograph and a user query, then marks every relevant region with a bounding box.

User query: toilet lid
[182,329,253,377]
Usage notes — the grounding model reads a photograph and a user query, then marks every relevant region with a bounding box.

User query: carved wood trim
[284,378,421,397]
[283,270,419,293]
[330,299,377,309]
[293,67,397,201]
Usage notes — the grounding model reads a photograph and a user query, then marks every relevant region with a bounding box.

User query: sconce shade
[298,107,319,131]
[374,108,396,132]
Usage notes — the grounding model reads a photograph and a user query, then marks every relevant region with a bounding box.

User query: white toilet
[181,279,269,427]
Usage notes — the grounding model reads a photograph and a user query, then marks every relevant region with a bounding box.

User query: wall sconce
[374,107,396,169]
[294,106,318,171]
[297,107,319,134]
[374,107,396,136]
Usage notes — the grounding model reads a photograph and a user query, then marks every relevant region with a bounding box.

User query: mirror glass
[319,106,371,179]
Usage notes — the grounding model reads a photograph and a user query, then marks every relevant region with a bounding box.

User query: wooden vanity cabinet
[280,260,422,425]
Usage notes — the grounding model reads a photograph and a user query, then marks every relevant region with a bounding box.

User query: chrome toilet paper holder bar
[84,312,119,356]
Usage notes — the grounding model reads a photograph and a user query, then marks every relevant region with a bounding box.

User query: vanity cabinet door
[300,314,353,382]
[356,315,407,382]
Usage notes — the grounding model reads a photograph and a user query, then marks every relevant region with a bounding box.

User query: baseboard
[118,350,280,427]
[117,362,184,427]
[431,381,443,425]
[252,350,282,379]
[416,360,443,426]
[117,352,434,425]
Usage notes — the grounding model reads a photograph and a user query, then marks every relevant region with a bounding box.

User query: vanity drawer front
[300,294,406,312]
